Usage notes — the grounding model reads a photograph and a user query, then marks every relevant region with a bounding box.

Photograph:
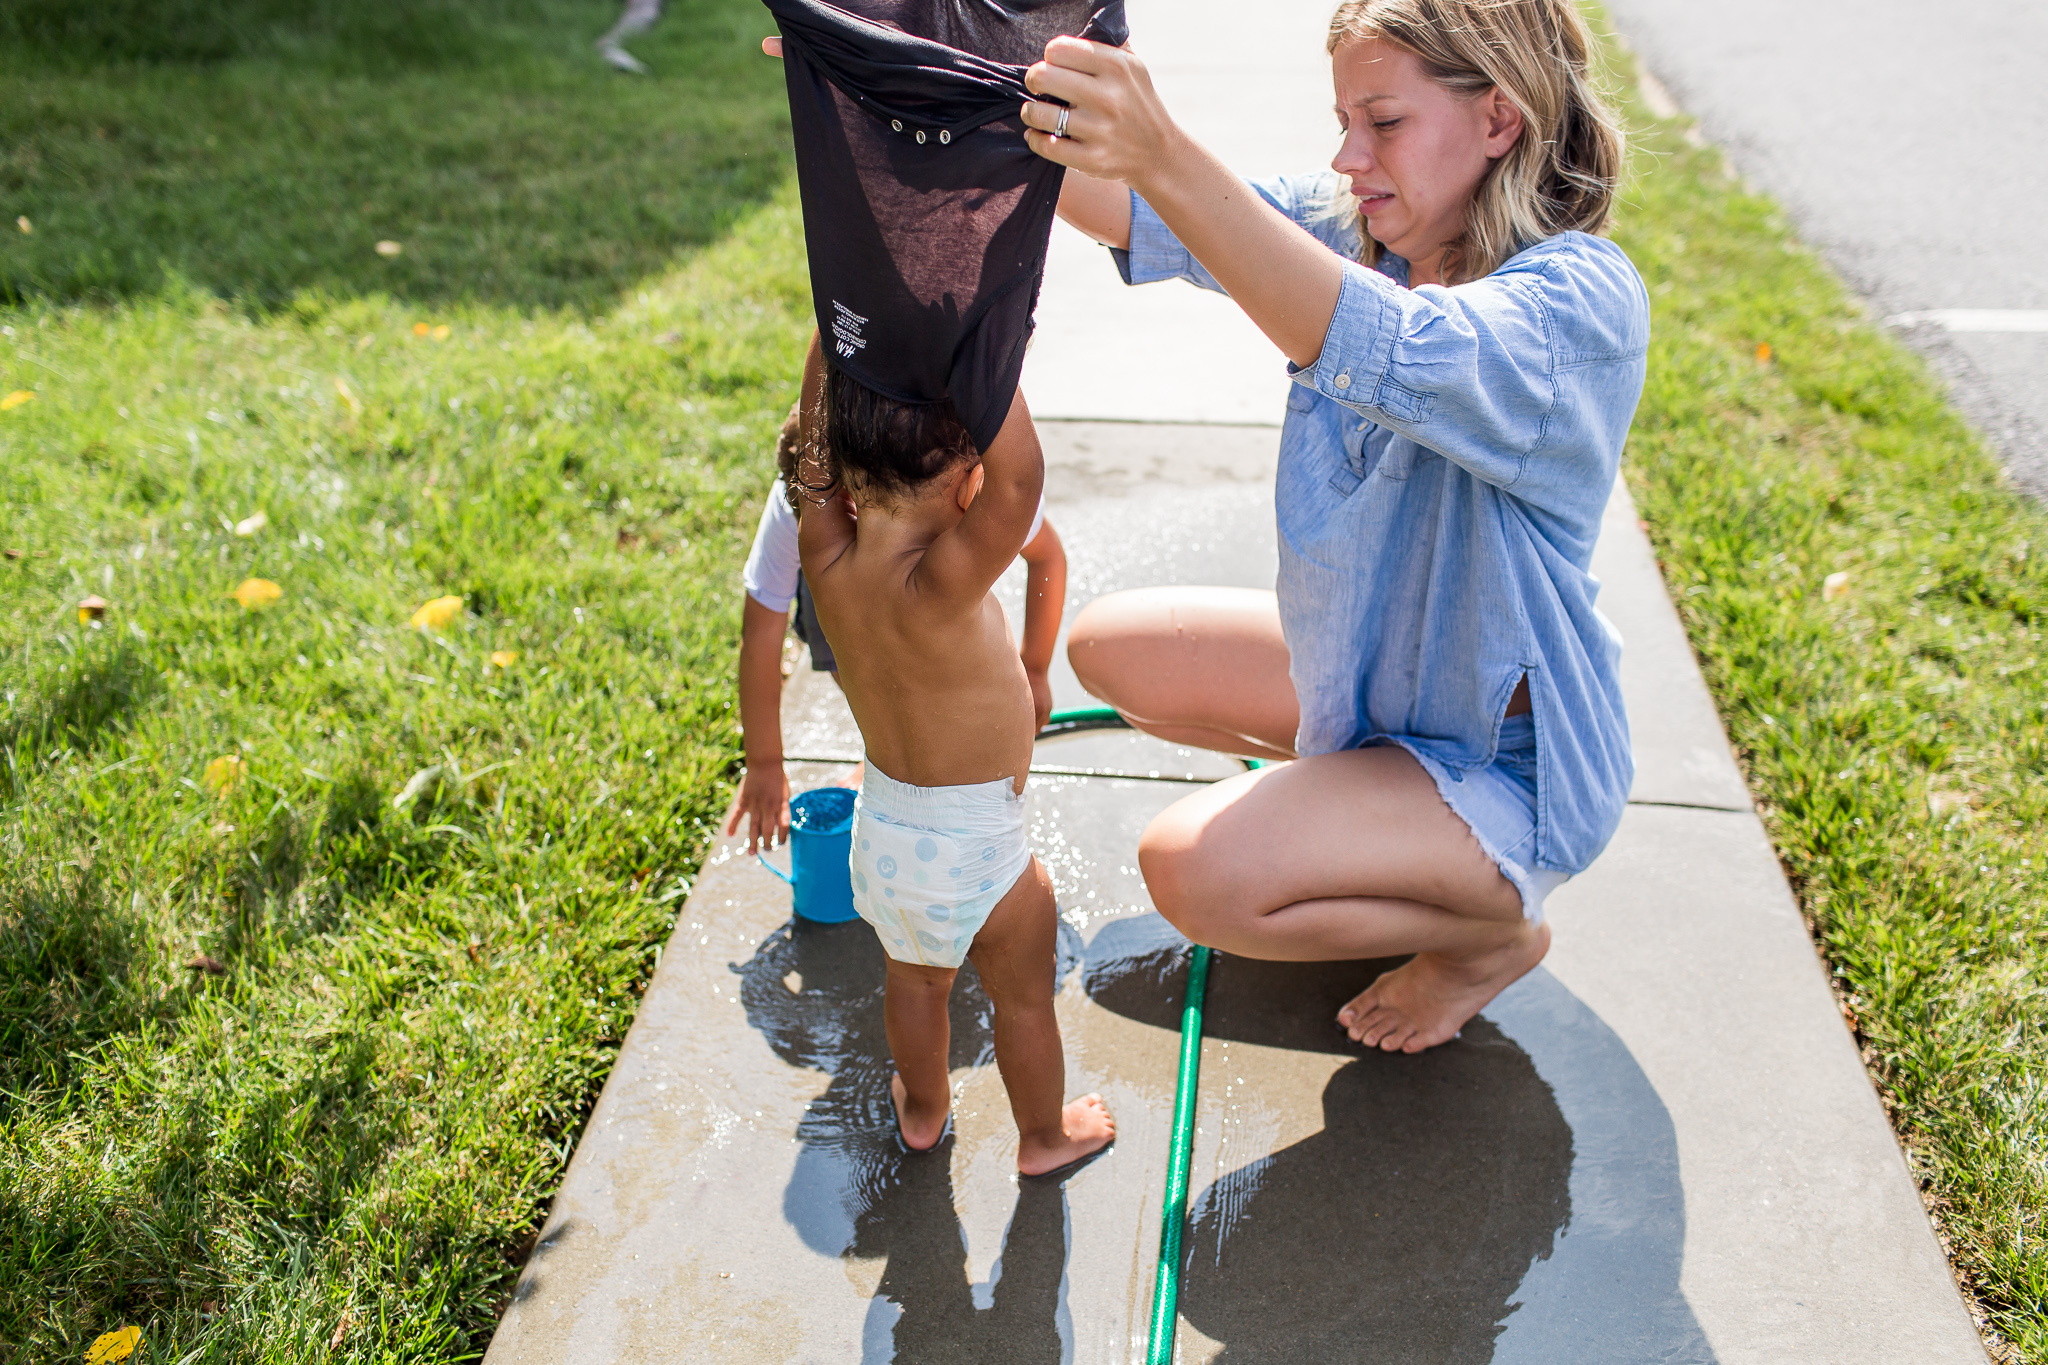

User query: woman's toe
[1379,1012,1420,1048]
[1336,989,1379,1031]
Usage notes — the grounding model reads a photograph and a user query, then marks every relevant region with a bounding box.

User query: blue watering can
[758,786,859,923]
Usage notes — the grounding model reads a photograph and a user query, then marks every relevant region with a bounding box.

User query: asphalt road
[1602,0,2048,497]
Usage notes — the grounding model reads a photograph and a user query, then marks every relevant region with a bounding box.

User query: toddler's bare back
[806,521,1037,792]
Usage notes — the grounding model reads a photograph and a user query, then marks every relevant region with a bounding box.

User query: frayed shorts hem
[1393,740,1569,923]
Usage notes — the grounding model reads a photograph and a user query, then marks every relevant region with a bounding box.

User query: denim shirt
[1112,173,1649,877]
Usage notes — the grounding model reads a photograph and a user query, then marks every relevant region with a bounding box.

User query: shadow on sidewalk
[1085,915,1719,1365]
[735,917,1084,1365]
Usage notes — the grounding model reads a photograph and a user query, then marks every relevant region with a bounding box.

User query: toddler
[791,337,1113,1175]
[726,401,1067,854]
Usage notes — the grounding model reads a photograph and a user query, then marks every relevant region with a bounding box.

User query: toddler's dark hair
[814,362,978,501]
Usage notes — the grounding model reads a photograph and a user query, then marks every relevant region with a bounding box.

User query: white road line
[1886,309,2048,333]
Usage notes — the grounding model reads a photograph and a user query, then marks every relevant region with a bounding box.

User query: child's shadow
[735,919,1081,1364]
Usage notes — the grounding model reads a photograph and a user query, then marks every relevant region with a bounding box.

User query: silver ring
[1054,105,1071,138]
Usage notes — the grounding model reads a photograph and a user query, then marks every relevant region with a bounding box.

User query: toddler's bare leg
[884,959,957,1151]
[967,857,1116,1176]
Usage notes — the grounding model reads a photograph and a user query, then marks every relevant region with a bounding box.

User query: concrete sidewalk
[486,1,1990,1359]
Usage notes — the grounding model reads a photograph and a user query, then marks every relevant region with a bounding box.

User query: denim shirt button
[1334,373,1352,389]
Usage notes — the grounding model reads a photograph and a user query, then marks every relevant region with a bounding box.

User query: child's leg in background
[884,959,957,1151]
[966,858,1116,1175]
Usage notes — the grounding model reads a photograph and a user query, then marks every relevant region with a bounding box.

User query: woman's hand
[1021,37,1183,196]
[1026,36,1344,369]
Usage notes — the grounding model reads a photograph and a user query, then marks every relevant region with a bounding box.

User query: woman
[1021,0,1647,1052]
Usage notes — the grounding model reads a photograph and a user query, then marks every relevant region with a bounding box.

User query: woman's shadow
[734,918,1083,1364]
[1084,914,1712,1365]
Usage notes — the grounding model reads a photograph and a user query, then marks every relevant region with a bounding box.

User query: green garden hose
[1036,705,1131,739]
[1040,707,1255,1359]
[1145,940,1213,1364]
[1144,756,1262,1362]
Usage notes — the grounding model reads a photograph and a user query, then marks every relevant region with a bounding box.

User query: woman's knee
[1068,586,1280,710]
[1065,591,1148,702]
[1137,802,1234,942]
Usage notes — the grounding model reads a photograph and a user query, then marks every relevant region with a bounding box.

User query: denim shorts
[1396,712,1570,922]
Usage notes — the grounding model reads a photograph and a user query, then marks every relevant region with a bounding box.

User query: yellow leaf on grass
[232,578,283,610]
[432,324,451,341]
[489,649,518,668]
[16,216,32,235]
[412,322,431,337]
[78,594,108,624]
[1822,570,1850,601]
[203,755,246,794]
[1,390,34,411]
[335,376,362,413]
[375,240,403,257]
[411,595,464,630]
[86,1327,141,1364]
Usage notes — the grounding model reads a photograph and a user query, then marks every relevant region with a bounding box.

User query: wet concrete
[489,760,1200,1364]
[1082,929,1710,1364]
[489,765,1715,1363]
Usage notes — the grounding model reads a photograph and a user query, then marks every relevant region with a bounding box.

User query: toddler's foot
[1018,1094,1116,1177]
[890,1073,949,1152]
[1336,920,1551,1054]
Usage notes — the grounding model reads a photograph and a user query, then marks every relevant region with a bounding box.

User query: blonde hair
[1326,0,1623,284]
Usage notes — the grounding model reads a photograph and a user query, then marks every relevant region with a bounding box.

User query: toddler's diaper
[850,761,1030,969]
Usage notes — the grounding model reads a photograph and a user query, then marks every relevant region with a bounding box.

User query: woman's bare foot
[1017,1094,1117,1176]
[1336,920,1551,1053]
[891,1073,950,1152]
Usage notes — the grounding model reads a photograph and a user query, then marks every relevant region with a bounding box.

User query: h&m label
[831,301,869,360]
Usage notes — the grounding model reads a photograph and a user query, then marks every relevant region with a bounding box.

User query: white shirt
[741,487,1046,613]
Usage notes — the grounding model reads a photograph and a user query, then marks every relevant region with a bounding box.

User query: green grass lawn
[0,1,809,1359]
[1607,57,2048,1364]
[4,1,2046,1361]
[1,0,790,312]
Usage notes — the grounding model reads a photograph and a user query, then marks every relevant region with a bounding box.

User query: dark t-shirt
[763,0,1129,452]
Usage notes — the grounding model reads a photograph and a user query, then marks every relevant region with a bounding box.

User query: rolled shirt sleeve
[1288,236,1649,515]
[1111,172,1363,294]
[1110,190,1213,289]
